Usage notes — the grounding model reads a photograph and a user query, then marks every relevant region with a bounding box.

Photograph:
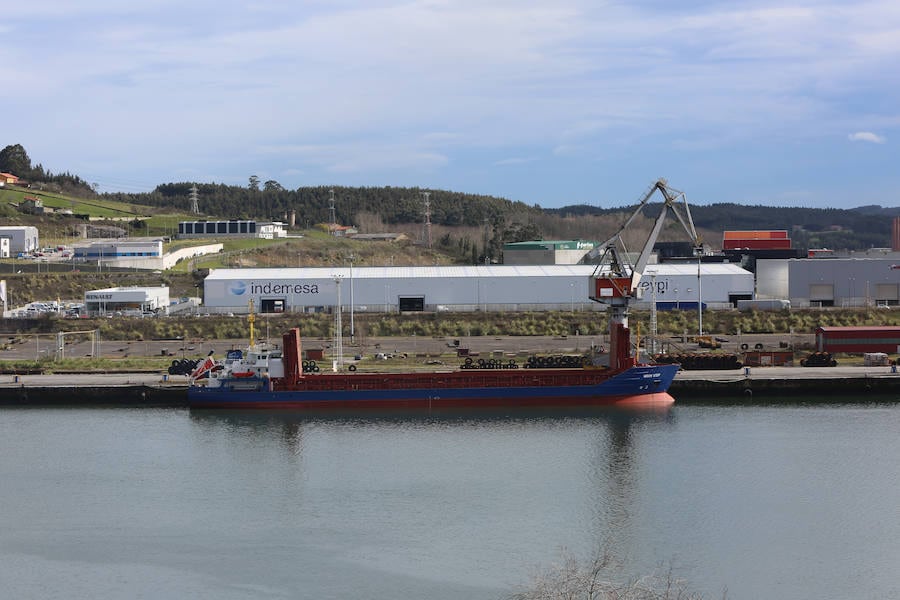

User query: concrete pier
[1,366,898,407]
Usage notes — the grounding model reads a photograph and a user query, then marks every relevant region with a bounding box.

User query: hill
[2,143,897,259]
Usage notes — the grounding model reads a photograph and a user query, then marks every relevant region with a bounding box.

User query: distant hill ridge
[104,183,898,252]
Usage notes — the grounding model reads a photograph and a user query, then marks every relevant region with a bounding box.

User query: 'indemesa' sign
[252,281,319,294]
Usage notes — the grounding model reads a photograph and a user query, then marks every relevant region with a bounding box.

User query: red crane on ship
[586,179,703,370]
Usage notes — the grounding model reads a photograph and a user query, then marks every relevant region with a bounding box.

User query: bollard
[892,365,897,374]
[744,367,750,376]
[163,374,168,382]
[13,375,19,383]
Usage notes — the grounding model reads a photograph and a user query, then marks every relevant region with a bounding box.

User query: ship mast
[248,298,256,349]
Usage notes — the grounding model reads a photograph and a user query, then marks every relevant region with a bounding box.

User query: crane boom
[587,178,701,301]
[586,179,702,370]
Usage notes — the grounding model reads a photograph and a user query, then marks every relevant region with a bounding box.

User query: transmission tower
[329,189,337,228]
[482,217,490,265]
[421,191,432,249]
[189,185,200,214]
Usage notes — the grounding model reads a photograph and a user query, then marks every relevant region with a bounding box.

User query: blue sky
[2,0,898,208]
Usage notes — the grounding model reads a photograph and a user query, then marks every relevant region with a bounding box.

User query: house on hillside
[0,172,20,186]
[328,224,358,237]
[20,196,45,214]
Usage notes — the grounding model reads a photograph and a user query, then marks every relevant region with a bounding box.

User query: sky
[2,0,898,209]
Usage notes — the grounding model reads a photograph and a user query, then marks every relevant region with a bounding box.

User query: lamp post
[333,276,343,371]
[349,254,355,343]
[697,254,703,336]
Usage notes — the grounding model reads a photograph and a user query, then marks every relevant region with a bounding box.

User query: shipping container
[815,326,900,353]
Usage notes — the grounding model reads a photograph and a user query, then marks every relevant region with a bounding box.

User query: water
[1,404,899,599]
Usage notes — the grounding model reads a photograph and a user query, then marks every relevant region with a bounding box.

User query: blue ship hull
[188,364,679,411]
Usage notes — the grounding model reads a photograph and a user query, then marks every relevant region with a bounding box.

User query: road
[0,332,820,362]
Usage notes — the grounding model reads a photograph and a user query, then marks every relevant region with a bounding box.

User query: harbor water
[1,403,899,599]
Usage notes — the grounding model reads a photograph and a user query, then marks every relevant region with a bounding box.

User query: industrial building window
[249,222,257,233]
[398,296,425,312]
[260,299,285,313]
[206,222,215,234]
[229,222,238,233]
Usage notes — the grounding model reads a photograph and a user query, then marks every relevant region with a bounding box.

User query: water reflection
[189,405,675,453]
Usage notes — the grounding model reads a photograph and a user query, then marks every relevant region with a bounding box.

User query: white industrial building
[0,226,39,254]
[84,286,170,316]
[758,258,900,307]
[73,238,163,261]
[177,220,287,240]
[201,264,755,314]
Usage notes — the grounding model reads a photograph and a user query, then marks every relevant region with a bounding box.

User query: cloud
[848,131,886,143]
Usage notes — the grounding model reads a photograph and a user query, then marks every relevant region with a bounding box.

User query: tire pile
[800,352,837,367]
[459,355,590,369]
[460,357,520,369]
[168,358,201,376]
[302,360,320,373]
[525,355,589,368]
[653,353,743,370]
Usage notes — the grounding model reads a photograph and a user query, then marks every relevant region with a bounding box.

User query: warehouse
[201,264,754,314]
[84,286,170,317]
[0,226,39,254]
[757,258,900,307]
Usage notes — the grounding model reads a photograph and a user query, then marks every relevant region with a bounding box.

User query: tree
[248,175,260,192]
[0,144,32,176]
[507,547,707,600]
[264,180,284,192]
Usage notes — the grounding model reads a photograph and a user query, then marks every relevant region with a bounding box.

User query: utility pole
[348,255,355,343]
[421,191,432,249]
[697,254,703,336]
[333,276,343,370]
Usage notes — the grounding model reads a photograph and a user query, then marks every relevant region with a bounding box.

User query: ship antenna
[248,298,256,349]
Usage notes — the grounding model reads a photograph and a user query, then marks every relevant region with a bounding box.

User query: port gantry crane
[586,179,703,370]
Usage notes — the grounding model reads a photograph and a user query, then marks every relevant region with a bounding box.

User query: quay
[1,366,899,406]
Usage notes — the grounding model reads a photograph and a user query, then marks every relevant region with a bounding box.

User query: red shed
[815,326,900,353]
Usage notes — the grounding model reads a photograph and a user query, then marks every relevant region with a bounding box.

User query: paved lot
[0,332,821,362]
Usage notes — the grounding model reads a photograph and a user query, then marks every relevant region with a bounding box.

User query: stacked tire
[653,353,743,370]
[168,358,200,376]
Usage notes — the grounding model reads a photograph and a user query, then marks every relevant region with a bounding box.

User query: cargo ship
[187,326,678,411]
[187,180,703,412]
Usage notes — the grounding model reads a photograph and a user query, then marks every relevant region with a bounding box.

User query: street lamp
[697,254,703,336]
[333,276,343,370]
[348,254,355,343]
